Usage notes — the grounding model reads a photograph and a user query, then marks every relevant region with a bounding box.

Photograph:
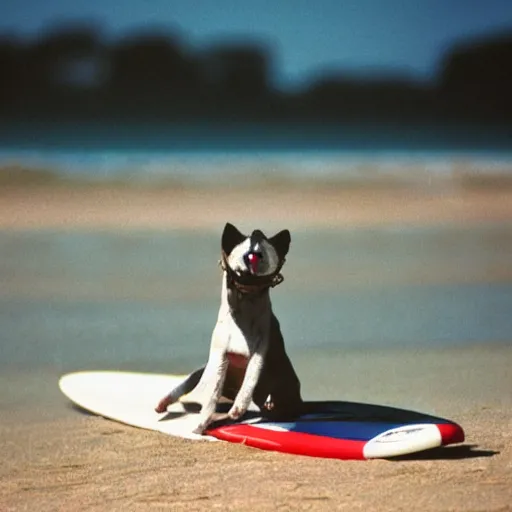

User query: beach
[1,174,512,511]
[1,346,511,511]
[1,174,512,230]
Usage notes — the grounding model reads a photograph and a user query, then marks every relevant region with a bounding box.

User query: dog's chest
[224,312,265,356]
[216,275,271,357]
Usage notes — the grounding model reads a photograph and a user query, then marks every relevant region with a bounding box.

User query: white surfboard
[59,371,219,440]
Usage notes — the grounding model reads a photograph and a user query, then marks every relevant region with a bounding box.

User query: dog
[155,222,303,434]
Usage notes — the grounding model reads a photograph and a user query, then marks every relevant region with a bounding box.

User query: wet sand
[1,175,512,230]
[1,177,512,511]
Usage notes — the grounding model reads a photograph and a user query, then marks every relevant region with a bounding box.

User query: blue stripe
[260,421,426,441]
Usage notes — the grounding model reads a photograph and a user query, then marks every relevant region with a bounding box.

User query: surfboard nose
[437,422,465,445]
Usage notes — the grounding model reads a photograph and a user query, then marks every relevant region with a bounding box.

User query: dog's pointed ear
[222,223,247,255]
[269,229,291,260]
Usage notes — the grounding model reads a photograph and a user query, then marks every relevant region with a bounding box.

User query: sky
[2,0,512,89]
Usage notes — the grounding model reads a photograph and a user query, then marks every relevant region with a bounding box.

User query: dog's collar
[219,250,285,294]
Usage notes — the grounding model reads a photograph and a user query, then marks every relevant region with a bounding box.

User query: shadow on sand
[388,444,499,461]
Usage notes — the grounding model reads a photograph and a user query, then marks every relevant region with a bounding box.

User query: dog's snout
[246,251,263,274]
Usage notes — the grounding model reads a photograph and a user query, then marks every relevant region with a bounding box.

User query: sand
[1,175,512,231]
[1,177,512,511]
[1,346,511,512]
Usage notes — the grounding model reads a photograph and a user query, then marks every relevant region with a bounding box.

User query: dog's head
[221,223,290,284]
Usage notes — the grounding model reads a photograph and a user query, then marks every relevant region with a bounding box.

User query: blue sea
[1,121,512,185]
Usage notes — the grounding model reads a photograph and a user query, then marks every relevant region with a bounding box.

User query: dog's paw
[192,411,214,435]
[229,393,252,420]
[154,395,176,413]
[228,404,244,420]
[192,425,205,435]
[263,397,275,411]
[192,419,209,435]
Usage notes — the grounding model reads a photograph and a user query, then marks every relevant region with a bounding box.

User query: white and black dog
[155,222,303,434]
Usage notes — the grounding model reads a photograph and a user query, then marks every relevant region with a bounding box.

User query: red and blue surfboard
[209,400,464,459]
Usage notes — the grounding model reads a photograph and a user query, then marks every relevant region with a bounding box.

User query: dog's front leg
[228,343,267,420]
[192,350,229,434]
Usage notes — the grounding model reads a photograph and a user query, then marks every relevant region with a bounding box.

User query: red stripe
[209,424,367,460]
[437,423,465,445]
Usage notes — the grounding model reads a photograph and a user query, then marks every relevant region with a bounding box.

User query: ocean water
[1,121,512,185]
[1,226,511,381]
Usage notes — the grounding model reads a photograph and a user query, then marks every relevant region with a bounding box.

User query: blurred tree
[0,37,25,108]
[203,44,270,99]
[107,32,201,115]
[26,25,104,88]
[298,75,434,121]
[0,24,510,124]
[439,33,512,121]
[9,24,107,117]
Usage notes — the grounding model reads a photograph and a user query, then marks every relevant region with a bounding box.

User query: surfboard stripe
[209,424,367,460]
[254,420,427,441]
